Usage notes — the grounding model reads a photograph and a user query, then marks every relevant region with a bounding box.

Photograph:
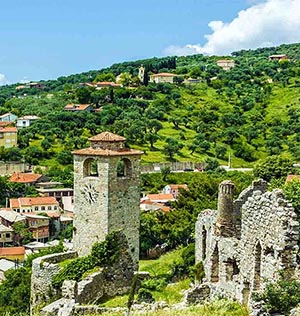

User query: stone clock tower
[72,132,143,266]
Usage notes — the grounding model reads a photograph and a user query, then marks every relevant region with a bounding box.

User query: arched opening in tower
[202,226,207,260]
[83,158,98,177]
[117,158,132,177]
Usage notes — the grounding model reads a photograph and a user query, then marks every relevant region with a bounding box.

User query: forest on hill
[0,43,300,179]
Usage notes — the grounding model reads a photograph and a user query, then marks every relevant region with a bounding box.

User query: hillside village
[0,43,299,315]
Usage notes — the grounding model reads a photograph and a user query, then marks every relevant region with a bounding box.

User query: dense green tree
[162,138,183,160]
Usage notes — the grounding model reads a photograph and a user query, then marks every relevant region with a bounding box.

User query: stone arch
[202,226,207,260]
[253,242,262,290]
[211,244,219,282]
[225,258,240,281]
[83,158,98,177]
[117,158,132,177]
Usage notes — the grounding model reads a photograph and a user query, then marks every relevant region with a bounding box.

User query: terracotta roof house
[163,184,188,199]
[64,104,92,112]
[9,196,59,213]
[0,246,25,261]
[140,199,170,213]
[149,73,178,84]
[144,193,175,204]
[217,59,235,71]
[9,172,48,186]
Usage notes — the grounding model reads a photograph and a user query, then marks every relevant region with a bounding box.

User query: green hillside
[0,43,300,172]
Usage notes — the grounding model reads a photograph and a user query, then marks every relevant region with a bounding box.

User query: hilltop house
[16,115,40,128]
[0,127,17,148]
[217,59,235,71]
[149,72,177,84]
[64,104,92,112]
[0,113,17,123]
[269,54,289,61]
[163,184,188,199]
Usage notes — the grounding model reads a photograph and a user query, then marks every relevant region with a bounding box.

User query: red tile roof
[0,127,17,133]
[64,104,91,111]
[72,147,143,157]
[10,197,58,208]
[146,194,174,201]
[286,175,300,183]
[0,247,25,256]
[89,132,126,142]
[9,172,42,183]
[169,184,188,190]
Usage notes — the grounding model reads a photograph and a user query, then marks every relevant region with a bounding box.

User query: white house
[16,115,40,128]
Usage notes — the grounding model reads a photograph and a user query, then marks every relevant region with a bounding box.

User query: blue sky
[0,0,299,84]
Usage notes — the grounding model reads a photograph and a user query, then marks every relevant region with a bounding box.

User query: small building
[269,54,289,61]
[0,113,17,123]
[0,224,14,246]
[16,115,40,128]
[0,127,18,148]
[9,172,48,186]
[140,199,170,212]
[149,73,177,84]
[64,104,92,112]
[285,174,300,183]
[0,210,25,228]
[0,246,25,261]
[25,214,50,242]
[10,196,59,213]
[144,193,175,204]
[28,82,45,90]
[163,184,188,199]
[216,59,235,71]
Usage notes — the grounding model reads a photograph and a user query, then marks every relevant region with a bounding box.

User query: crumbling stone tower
[72,132,143,266]
[215,180,235,237]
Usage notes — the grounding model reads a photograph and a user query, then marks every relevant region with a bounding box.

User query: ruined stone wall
[195,180,300,306]
[30,251,77,314]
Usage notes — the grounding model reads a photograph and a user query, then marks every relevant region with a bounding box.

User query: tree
[162,138,183,160]
[94,72,116,82]
[253,156,294,182]
[12,222,33,245]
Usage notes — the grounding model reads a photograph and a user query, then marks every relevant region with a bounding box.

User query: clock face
[81,183,99,204]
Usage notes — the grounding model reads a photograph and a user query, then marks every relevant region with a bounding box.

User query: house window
[5,233,10,238]
[41,206,45,211]
[48,206,52,210]
[54,206,57,210]
[35,206,39,211]
[0,234,2,238]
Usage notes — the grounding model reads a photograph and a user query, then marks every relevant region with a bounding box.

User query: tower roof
[89,132,126,142]
[73,131,143,157]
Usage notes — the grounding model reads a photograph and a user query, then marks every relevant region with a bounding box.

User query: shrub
[137,288,155,303]
[253,279,300,315]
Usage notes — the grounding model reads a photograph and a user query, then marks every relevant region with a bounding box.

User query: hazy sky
[0,0,299,84]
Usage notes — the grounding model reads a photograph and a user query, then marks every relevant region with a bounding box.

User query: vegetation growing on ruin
[52,231,122,289]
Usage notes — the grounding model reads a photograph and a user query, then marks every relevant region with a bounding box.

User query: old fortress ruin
[194,179,299,306]
[29,131,300,315]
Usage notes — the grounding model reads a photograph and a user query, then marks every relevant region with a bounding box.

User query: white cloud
[0,73,9,86]
[164,0,300,56]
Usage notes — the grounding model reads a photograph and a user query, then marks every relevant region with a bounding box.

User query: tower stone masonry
[72,132,143,267]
